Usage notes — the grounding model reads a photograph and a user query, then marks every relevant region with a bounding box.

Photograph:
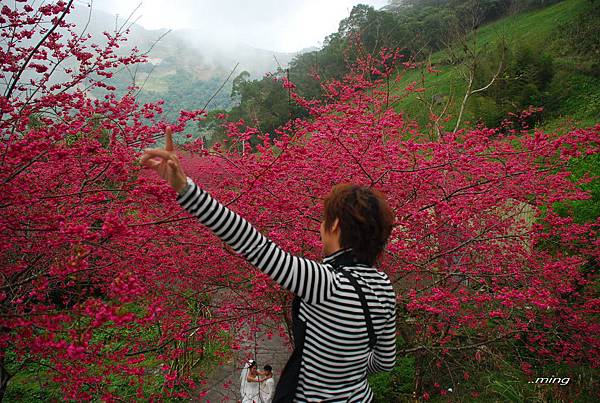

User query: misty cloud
[91,0,389,52]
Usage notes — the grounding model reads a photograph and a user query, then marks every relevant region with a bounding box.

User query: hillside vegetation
[207,0,599,141]
[391,0,600,131]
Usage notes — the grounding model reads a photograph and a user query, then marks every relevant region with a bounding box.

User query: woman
[240,360,261,403]
[142,128,397,402]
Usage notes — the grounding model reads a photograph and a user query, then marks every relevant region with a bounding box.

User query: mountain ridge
[69,5,299,80]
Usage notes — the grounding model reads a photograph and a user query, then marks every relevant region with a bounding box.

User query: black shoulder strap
[338,269,377,349]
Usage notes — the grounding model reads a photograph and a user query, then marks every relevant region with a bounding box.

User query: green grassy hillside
[391,0,600,131]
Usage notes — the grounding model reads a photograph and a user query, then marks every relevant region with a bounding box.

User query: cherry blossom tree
[1,1,598,400]
[0,1,210,399]
[200,56,598,396]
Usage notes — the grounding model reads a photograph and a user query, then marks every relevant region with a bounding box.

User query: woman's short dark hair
[324,184,394,266]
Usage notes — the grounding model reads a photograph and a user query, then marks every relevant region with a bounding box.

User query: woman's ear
[331,218,340,233]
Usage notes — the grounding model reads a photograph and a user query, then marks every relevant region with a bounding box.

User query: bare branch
[3,0,75,103]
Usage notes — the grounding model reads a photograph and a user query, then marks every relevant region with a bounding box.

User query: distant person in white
[240,360,261,403]
[259,365,274,403]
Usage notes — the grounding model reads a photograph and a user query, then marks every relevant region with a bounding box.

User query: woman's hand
[140,127,188,194]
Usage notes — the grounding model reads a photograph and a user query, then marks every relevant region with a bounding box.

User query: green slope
[391,0,600,131]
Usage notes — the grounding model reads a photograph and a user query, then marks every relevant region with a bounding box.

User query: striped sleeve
[176,178,339,304]
[367,309,397,374]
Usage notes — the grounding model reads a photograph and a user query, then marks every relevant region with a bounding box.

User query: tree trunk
[0,355,12,402]
[413,351,423,399]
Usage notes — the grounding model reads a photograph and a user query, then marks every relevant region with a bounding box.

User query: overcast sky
[89,0,389,52]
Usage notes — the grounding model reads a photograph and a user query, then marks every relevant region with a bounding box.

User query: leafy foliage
[471,44,554,127]
[210,1,577,142]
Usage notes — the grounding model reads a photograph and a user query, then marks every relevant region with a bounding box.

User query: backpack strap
[338,269,377,349]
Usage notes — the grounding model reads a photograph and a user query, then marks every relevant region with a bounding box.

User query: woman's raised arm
[141,128,340,304]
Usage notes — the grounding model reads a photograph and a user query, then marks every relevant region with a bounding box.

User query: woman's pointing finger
[165,126,174,151]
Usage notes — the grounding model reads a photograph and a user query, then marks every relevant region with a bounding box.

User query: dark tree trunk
[0,355,12,402]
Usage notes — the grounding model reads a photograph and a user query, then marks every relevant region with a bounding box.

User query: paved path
[200,326,291,402]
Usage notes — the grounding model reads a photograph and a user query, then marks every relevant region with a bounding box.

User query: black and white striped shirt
[177,179,396,402]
